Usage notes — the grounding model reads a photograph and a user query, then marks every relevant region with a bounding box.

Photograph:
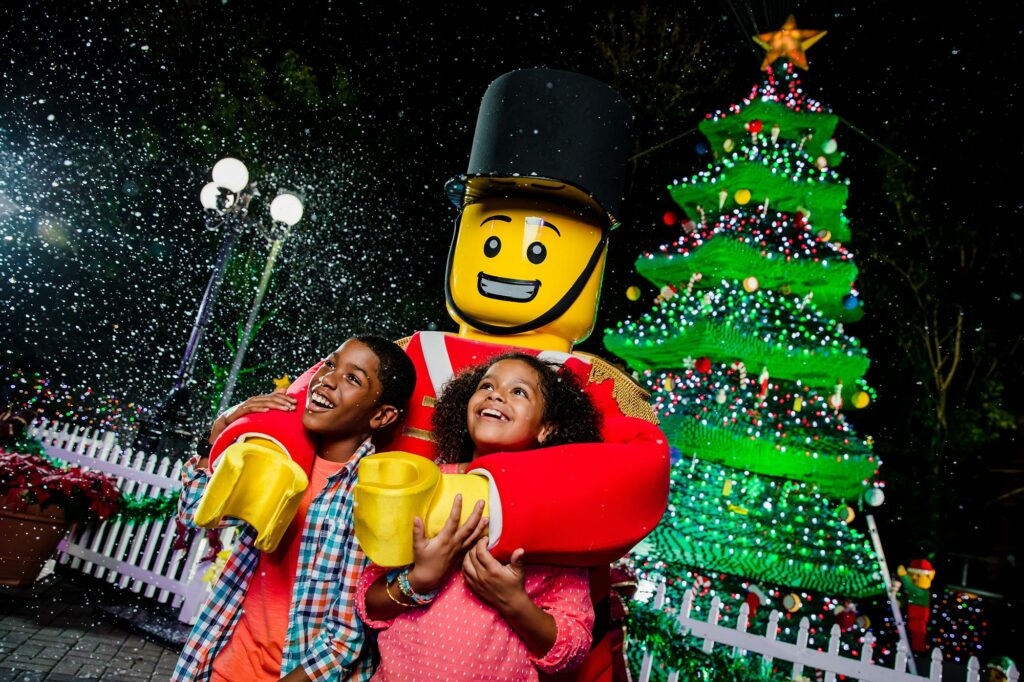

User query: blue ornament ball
[696,141,709,155]
[669,447,683,465]
[843,294,859,310]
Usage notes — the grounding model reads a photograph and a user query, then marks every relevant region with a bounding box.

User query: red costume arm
[207,363,321,471]
[466,416,670,566]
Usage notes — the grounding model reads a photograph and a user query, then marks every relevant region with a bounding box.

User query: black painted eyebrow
[480,214,561,236]
[535,219,561,236]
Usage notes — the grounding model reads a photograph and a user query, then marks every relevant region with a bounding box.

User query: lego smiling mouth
[477,272,540,302]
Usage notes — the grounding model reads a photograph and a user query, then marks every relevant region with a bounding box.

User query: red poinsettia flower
[1,450,121,524]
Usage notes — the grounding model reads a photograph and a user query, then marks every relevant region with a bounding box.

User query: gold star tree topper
[753,15,826,71]
[272,374,292,391]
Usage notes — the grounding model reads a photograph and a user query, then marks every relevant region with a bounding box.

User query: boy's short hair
[353,335,416,411]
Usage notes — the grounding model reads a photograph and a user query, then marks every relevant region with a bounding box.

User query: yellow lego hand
[354,451,489,567]
[194,436,309,553]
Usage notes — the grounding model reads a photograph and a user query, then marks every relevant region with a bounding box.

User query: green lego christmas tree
[605,17,886,601]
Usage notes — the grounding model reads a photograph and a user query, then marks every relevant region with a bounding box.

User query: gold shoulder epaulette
[575,352,658,425]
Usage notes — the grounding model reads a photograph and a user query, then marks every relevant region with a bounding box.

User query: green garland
[645,365,877,499]
[669,160,850,242]
[636,234,862,323]
[641,458,884,597]
[699,100,840,165]
[628,599,791,681]
[111,492,179,523]
[9,434,46,457]
[604,280,870,392]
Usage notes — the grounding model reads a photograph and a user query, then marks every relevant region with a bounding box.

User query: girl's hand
[407,495,488,594]
[462,539,529,614]
[463,541,558,657]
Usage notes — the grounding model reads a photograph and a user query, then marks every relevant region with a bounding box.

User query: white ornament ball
[864,488,885,507]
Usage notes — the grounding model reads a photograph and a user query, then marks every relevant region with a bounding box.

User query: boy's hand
[408,495,487,594]
[462,540,529,614]
[208,392,299,447]
[227,392,298,421]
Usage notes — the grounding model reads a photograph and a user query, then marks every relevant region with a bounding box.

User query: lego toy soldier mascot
[197,69,670,682]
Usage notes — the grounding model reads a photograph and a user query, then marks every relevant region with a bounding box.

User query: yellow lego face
[445,196,608,344]
[910,571,934,590]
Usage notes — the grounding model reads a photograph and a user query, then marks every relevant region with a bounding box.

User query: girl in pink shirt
[357,352,603,681]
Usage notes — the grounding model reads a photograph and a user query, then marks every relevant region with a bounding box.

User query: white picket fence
[20,419,1018,678]
[637,582,1017,682]
[26,418,218,625]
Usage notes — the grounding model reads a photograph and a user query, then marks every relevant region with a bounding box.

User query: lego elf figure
[896,558,935,653]
[198,69,670,682]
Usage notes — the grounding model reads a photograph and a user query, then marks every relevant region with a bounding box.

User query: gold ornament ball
[743,276,759,292]
[842,506,856,523]
[783,594,802,612]
[723,138,735,152]
[734,188,752,205]
[852,391,870,408]
[626,285,642,301]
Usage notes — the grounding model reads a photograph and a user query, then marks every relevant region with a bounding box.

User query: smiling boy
[174,335,416,682]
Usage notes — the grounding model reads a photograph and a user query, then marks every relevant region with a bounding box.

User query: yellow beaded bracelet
[384,577,413,608]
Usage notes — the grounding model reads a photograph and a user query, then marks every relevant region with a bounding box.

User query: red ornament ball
[695,357,712,374]
[748,119,763,133]
[662,211,677,226]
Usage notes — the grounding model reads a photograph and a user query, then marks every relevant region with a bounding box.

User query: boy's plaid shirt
[173,440,376,681]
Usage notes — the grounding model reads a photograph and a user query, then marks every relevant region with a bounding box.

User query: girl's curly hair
[432,352,603,464]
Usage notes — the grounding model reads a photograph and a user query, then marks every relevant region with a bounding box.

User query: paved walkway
[0,569,184,681]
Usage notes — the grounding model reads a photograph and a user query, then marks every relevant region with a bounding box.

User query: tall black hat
[445,68,633,229]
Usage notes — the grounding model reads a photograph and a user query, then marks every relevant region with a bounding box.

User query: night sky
[2,0,1022,654]
[3,1,1020,381]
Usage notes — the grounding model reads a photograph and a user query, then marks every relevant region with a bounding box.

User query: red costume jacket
[210,331,670,567]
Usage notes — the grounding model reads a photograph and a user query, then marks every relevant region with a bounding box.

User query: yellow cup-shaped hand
[354,451,489,567]
[194,436,309,553]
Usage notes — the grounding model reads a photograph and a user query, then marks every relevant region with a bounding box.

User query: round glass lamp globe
[270,192,304,226]
[211,157,249,193]
[200,182,221,210]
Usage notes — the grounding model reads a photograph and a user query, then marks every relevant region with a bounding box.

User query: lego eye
[526,241,547,264]
[484,237,501,258]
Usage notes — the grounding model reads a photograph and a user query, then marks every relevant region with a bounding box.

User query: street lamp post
[135,157,301,458]
[216,191,304,414]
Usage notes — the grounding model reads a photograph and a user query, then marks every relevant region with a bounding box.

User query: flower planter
[0,503,71,587]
